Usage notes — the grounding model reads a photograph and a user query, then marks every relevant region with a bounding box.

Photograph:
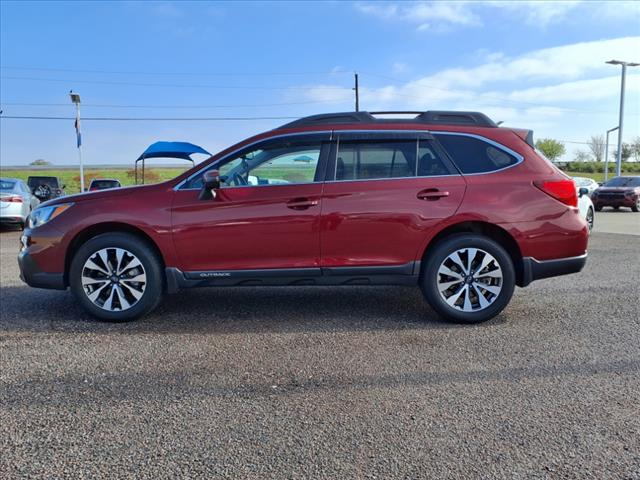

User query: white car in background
[0,178,40,229]
[572,176,599,197]
[576,185,594,233]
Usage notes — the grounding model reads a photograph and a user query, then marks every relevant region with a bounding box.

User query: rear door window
[334,140,416,181]
[434,134,519,174]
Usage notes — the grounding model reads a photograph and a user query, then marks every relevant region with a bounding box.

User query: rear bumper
[18,250,66,290]
[519,253,587,287]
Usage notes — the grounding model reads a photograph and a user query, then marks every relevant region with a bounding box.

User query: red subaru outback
[18,111,588,323]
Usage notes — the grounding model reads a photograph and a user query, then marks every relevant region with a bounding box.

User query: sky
[1,0,639,166]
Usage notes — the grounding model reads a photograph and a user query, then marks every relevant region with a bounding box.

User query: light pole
[69,91,85,192]
[604,126,619,182]
[606,60,639,177]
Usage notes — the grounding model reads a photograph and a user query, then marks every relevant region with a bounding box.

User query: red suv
[18,111,588,323]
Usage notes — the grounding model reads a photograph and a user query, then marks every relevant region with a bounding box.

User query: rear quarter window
[435,134,520,174]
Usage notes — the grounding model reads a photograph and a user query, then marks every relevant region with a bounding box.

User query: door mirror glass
[578,187,588,197]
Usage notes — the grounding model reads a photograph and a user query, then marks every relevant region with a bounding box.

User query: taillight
[534,179,578,208]
[1,196,23,203]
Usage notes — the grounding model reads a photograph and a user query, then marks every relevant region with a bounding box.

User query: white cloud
[502,75,640,104]
[404,36,640,90]
[356,1,639,31]
[484,1,582,27]
[355,1,480,30]
[392,62,409,74]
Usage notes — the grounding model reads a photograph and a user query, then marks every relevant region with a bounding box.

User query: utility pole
[604,126,619,182]
[606,60,639,177]
[69,91,85,191]
[353,72,359,112]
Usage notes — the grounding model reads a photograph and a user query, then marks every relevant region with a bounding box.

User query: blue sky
[1,0,639,165]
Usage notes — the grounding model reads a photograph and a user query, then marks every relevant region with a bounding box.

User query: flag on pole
[74,115,82,147]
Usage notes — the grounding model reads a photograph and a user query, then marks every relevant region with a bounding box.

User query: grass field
[563,171,606,182]
[0,168,187,194]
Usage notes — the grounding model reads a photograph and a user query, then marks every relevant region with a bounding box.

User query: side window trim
[179,132,331,190]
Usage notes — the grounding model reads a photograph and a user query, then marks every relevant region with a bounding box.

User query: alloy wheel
[586,208,594,230]
[81,247,147,311]
[436,248,503,312]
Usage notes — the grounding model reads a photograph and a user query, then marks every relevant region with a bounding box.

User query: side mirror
[578,187,588,197]
[61,184,66,189]
[199,169,221,200]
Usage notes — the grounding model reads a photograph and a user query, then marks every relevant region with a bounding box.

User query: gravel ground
[1,227,639,479]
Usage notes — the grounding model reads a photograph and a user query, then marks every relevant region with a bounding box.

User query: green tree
[30,159,51,166]
[612,143,633,162]
[535,138,566,162]
[587,134,605,162]
[631,136,640,162]
[573,150,590,162]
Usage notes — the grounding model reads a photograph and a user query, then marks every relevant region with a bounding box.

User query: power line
[0,75,348,90]
[0,100,330,109]
[0,65,352,77]
[0,116,623,145]
[0,115,298,121]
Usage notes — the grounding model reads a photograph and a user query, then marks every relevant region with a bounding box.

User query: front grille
[598,193,625,200]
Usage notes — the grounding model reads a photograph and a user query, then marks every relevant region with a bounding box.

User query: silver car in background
[0,178,39,229]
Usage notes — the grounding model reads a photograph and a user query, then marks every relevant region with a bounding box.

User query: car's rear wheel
[421,234,515,324]
[586,207,594,232]
[70,233,163,322]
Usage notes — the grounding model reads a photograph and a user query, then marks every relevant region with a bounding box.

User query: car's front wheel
[70,233,164,322]
[421,234,515,324]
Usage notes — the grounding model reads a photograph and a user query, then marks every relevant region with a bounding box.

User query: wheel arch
[64,222,166,286]
[420,221,525,286]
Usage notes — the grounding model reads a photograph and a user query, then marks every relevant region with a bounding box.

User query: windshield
[91,180,120,188]
[572,177,592,187]
[603,177,640,187]
[0,180,16,191]
[28,177,59,188]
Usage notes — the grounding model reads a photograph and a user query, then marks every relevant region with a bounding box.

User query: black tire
[586,207,594,232]
[632,200,639,213]
[420,234,515,324]
[594,205,602,212]
[69,233,164,322]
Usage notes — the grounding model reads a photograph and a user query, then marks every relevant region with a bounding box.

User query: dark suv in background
[27,176,66,202]
[592,176,640,212]
[18,111,589,324]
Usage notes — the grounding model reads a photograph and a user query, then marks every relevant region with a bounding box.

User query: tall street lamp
[606,60,639,177]
[604,126,619,182]
[69,91,85,192]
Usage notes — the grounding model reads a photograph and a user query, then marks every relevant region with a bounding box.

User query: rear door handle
[417,189,450,201]
[286,197,319,210]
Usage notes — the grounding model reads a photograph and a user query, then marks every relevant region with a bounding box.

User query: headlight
[28,203,74,228]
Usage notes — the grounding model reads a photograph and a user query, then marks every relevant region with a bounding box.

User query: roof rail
[277,110,497,129]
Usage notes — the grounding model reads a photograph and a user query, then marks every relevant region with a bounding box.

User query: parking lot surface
[1,214,639,479]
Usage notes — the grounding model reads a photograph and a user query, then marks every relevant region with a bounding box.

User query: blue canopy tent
[135,141,211,184]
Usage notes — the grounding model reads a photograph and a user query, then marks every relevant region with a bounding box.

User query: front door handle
[286,197,319,210]
[417,189,450,201]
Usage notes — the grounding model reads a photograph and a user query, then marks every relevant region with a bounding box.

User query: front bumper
[519,253,587,287]
[592,197,636,208]
[18,250,66,290]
